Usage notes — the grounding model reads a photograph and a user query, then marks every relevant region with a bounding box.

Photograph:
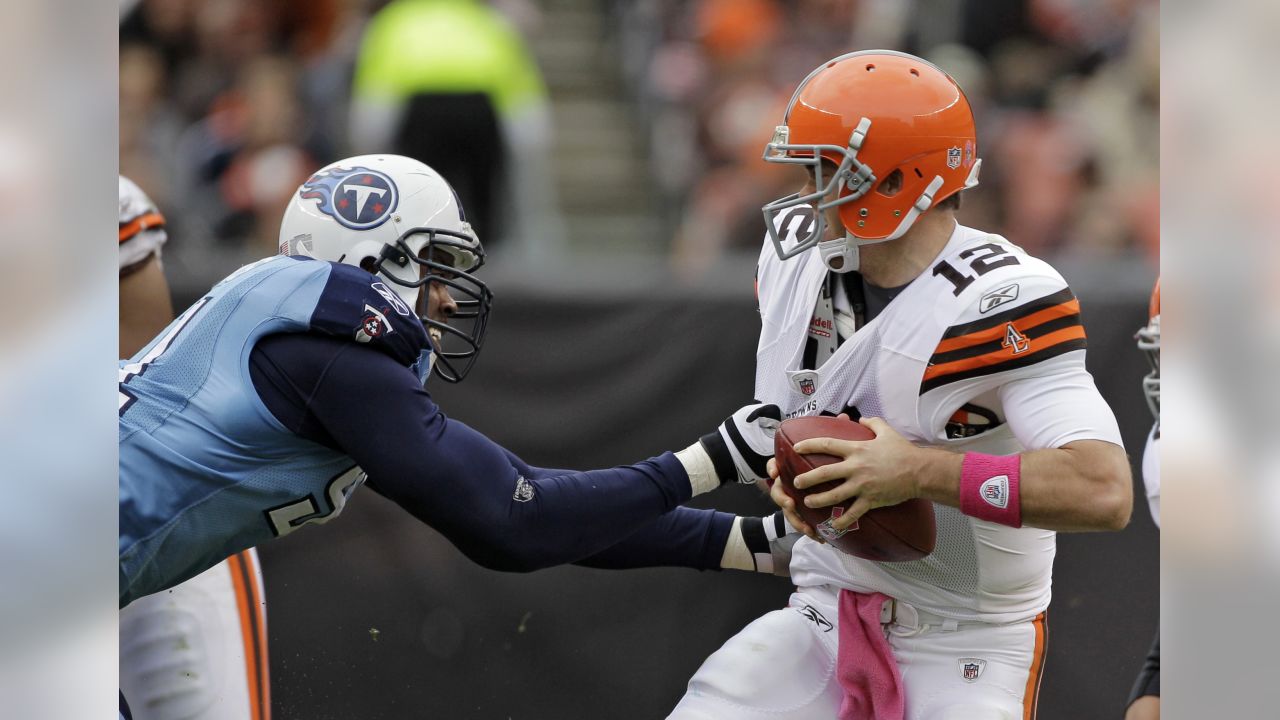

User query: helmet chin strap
[818,232,895,273]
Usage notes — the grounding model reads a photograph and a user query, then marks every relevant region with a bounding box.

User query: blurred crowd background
[119,0,1158,297]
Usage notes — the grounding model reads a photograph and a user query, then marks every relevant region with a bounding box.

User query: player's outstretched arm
[498,445,797,575]
[573,508,797,576]
[253,334,783,571]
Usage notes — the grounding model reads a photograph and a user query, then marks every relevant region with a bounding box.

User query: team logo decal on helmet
[300,166,399,231]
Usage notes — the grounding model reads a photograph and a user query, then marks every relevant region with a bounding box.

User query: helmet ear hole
[876,169,904,198]
[359,256,378,273]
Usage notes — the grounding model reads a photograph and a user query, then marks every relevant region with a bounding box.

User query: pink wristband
[960,452,1022,527]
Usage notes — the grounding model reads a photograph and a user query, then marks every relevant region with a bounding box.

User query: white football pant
[120,549,269,720]
[669,585,1045,720]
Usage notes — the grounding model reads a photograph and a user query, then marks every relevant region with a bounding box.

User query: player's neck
[858,213,957,288]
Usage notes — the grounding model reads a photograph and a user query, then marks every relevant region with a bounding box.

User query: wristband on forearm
[959,452,1022,527]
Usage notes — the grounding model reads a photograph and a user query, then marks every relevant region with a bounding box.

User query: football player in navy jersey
[119,157,792,702]
[118,176,272,720]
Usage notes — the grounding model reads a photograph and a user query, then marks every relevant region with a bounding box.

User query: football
[773,416,936,562]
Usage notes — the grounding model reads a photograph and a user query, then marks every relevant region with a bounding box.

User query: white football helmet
[279,154,493,382]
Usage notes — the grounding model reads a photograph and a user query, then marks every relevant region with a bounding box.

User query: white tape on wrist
[676,442,721,497]
[719,517,755,572]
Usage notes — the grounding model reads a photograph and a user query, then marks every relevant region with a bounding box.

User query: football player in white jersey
[669,51,1132,720]
[1125,279,1159,720]
[118,176,271,720]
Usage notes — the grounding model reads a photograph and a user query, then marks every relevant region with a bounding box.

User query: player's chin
[428,326,443,347]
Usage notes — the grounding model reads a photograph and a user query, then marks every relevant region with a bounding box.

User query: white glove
[699,402,782,484]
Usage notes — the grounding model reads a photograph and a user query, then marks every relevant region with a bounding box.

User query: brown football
[773,416,936,562]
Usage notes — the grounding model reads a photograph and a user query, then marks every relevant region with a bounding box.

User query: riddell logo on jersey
[809,316,833,338]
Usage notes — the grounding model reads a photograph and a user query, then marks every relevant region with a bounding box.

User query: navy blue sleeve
[305,261,432,370]
[250,332,705,573]
[496,445,733,571]
[574,507,734,571]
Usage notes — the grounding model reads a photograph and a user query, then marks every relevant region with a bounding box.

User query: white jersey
[119,176,168,271]
[1142,426,1159,527]
[755,222,1123,623]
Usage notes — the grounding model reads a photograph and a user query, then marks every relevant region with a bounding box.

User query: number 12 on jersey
[932,243,1020,296]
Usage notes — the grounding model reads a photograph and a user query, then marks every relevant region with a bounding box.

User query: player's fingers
[835,497,875,530]
[858,416,890,437]
[792,437,858,457]
[787,505,821,542]
[766,457,779,480]
[803,481,858,509]
[769,477,792,508]
[792,461,854,489]
[770,483,820,541]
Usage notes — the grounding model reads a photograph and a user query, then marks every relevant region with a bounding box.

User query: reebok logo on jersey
[797,605,833,632]
[980,476,1009,509]
[959,658,987,682]
[371,282,411,317]
[979,283,1020,313]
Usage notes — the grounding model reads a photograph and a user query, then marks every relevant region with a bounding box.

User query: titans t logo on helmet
[299,166,399,230]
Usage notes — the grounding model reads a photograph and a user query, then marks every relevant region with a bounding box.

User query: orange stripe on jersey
[923,325,1086,383]
[243,550,271,720]
[119,212,165,244]
[934,299,1080,354]
[920,287,1087,395]
[228,552,269,720]
[1023,612,1048,719]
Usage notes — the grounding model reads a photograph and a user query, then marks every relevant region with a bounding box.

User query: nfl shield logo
[799,378,816,396]
[947,146,962,170]
[958,658,986,682]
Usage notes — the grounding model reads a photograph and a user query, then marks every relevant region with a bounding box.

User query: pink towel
[836,589,906,720]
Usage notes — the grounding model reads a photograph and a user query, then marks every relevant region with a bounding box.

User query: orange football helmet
[762,50,981,271]
[1135,277,1160,420]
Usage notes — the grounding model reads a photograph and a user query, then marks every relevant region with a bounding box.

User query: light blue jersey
[119,255,430,607]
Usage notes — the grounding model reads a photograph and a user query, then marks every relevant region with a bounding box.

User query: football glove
[700,402,782,484]
[741,511,804,577]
